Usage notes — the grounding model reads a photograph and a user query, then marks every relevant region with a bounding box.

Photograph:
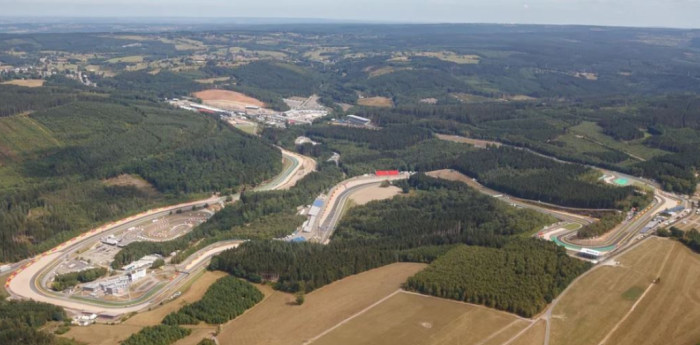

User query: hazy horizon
[1,0,699,29]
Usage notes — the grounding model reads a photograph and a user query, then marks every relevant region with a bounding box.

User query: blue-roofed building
[308,198,325,217]
[291,237,306,243]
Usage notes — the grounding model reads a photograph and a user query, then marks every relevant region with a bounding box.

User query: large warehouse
[346,115,371,126]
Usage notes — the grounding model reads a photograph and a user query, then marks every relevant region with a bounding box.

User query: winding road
[6,148,309,316]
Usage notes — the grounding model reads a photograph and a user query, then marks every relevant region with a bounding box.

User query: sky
[1,0,699,29]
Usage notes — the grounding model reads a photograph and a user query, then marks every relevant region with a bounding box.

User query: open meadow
[549,237,676,345]
[217,263,427,345]
[1,79,45,87]
[603,241,700,345]
[0,114,61,164]
[312,291,532,345]
[358,96,393,107]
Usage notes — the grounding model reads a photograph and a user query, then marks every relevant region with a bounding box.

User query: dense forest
[447,147,651,210]
[0,94,282,262]
[0,300,74,345]
[210,174,559,297]
[163,275,263,325]
[0,84,77,117]
[336,174,555,240]
[404,241,591,317]
[121,325,191,345]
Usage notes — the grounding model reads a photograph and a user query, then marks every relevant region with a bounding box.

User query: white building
[122,255,161,271]
[101,235,120,246]
[128,268,147,282]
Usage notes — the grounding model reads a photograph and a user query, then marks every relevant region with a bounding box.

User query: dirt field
[103,174,158,196]
[426,169,477,185]
[2,79,45,87]
[61,271,227,345]
[312,291,531,345]
[436,133,501,148]
[217,263,427,345]
[549,237,675,345]
[509,320,546,345]
[349,185,401,206]
[358,96,393,108]
[603,242,700,345]
[193,89,266,111]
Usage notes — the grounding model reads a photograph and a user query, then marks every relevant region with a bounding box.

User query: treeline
[577,212,625,239]
[130,128,282,194]
[121,325,191,345]
[632,150,700,194]
[111,164,343,268]
[51,267,107,291]
[0,84,77,117]
[163,276,263,325]
[404,241,591,317]
[0,180,165,263]
[209,238,399,293]
[228,61,317,97]
[99,70,203,99]
[598,118,644,141]
[660,227,700,254]
[447,146,646,209]
[0,300,72,345]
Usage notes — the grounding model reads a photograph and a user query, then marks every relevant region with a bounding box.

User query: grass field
[414,51,480,64]
[0,114,61,164]
[61,271,227,345]
[563,222,583,231]
[1,79,45,87]
[217,263,427,345]
[105,55,145,64]
[436,133,501,147]
[569,121,668,160]
[233,123,257,135]
[549,237,675,345]
[604,241,700,345]
[312,291,531,345]
[358,96,393,108]
[510,320,546,345]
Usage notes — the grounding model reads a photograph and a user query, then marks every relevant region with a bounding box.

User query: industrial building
[302,199,324,233]
[100,276,130,296]
[82,282,100,292]
[122,254,161,271]
[308,199,324,217]
[346,115,371,126]
[128,268,147,282]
